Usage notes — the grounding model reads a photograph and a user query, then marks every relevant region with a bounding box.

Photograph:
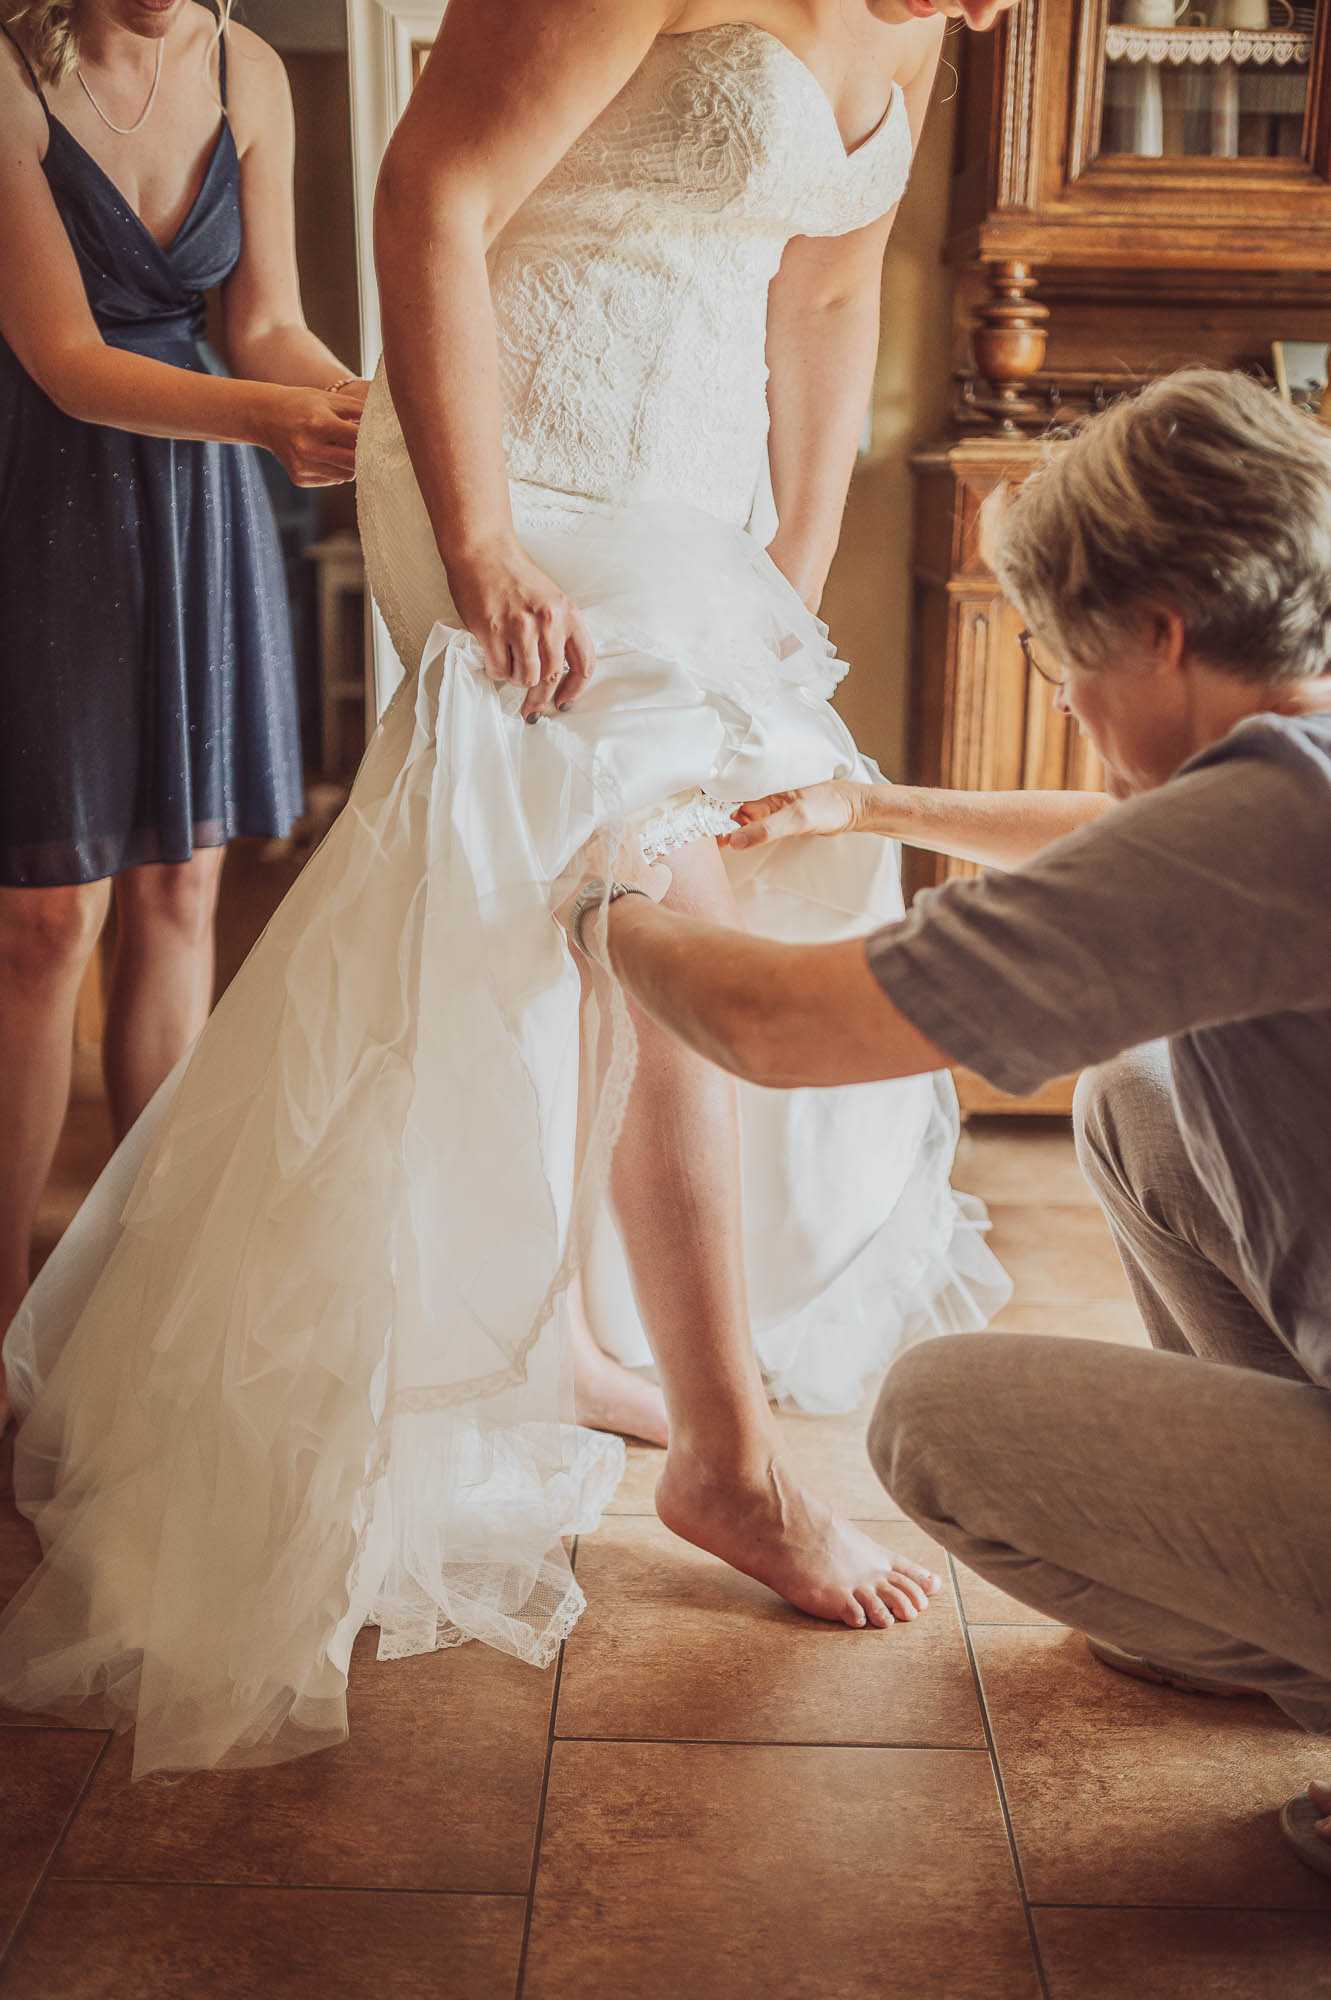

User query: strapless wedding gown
[0,26,1008,1775]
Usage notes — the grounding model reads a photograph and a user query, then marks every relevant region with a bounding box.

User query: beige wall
[821,85,958,782]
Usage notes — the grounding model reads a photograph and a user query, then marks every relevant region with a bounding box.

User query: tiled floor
[3,848,1329,1997]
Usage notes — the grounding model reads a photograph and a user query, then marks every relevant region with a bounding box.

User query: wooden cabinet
[908,439,1104,1116]
[906,4,1331,1112]
[950,1,1331,429]
[908,438,1103,902]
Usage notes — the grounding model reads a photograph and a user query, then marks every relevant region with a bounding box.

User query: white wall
[237,0,346,50]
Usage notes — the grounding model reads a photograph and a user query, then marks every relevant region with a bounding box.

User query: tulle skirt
[0,424,1009,1776]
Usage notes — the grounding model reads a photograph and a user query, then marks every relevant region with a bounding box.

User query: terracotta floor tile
[54,1630,554,1894]
[523,1741,1039,2000]
[955,1118,1095,1208]
[986,1302,1149,1347]
[2,1882,525,2000]
[953,1560,1061,1629]
[985,1205,1131,1304]
[0,1729,105,1956]
[973,1625,1331,1909]
[559,1518,982,1747]
[1034,1907,1331,1998]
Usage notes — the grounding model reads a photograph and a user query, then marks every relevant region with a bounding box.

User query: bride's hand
[446,541,596,721]
[724,780,863,851]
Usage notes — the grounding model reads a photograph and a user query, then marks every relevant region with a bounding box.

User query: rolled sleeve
[864,743,1331,1096]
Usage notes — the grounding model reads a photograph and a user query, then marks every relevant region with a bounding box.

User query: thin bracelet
[570,879,650,959]
[325,374,358,394]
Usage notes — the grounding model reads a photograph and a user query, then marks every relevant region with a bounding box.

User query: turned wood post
[970,260,1049,432]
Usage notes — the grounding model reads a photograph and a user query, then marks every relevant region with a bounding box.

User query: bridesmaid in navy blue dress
[0,0,365,1384]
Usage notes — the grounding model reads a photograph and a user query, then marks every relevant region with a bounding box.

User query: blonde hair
[3,0,233,88]
[992,369,1331,687]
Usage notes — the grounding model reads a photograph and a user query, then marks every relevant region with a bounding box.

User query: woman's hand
[330,379,372,416]
[724,780,865,851]
[446,542,596,720]
[261,387,363,487]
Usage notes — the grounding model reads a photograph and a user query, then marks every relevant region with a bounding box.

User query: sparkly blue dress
[0,23,302,887]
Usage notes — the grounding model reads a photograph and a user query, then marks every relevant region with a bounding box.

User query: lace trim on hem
[363,1574,591,1669]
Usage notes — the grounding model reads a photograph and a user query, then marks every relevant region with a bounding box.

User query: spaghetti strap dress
[0,21,302,889]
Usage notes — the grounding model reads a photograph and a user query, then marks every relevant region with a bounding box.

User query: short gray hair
[990,368,1331,685]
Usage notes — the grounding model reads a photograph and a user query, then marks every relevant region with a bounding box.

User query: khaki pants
[869,1045,1331,1734]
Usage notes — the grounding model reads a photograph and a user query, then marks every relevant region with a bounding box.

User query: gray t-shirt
[866,710,1331,1388]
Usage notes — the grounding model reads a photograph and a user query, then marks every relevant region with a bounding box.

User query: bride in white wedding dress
[0,0,1016,1776]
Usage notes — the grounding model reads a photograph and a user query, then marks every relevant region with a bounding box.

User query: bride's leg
[611,838,942,1630]
[568,915,670,1448]
[569,1270,670,1448]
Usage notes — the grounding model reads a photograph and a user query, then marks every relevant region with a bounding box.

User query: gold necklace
[76,39,163,136]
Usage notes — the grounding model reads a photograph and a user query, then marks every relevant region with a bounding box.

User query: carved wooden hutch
[910,0,1331,1110]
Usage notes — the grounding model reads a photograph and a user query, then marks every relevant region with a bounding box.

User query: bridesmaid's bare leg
[104,847,226,1140]
[608,838,941,1630]
[0,881,110,1425]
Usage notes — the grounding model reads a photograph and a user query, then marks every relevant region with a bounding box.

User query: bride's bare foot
[656,1447,942,1628]
[571,1304,670,1447]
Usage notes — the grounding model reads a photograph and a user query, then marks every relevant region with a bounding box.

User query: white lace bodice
[363,24,912,531]
[494,25,911,520]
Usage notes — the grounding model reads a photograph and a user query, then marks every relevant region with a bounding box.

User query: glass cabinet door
[1099,3,1317,158]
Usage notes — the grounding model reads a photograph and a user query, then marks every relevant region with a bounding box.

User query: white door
[345,0,446,712]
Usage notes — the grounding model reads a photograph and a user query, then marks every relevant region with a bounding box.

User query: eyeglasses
[1017,629,1065,689]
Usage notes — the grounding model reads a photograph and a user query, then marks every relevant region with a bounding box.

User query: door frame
[345,0,447,712]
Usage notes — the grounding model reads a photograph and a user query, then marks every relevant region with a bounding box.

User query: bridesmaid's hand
[724,781,864,851]
[263,387,362,487]
[446,543,596,720]
[329,379,372,417]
